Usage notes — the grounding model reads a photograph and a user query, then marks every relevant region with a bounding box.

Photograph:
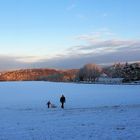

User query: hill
[0,62,140,83]
[0,68,78,82]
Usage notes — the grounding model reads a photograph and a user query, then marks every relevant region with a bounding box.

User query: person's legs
[48,104,50,108]
[62,102,64,108]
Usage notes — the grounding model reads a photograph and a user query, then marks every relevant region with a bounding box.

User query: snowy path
[0,104,140,140]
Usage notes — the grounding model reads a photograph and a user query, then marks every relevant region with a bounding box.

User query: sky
[0,0,140,70]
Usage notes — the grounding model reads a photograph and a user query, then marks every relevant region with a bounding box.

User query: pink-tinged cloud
[0,37,140,70]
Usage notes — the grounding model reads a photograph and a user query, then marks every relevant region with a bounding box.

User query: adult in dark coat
[60,95,66,109]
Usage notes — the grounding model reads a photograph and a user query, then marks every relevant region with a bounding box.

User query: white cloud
[75,30,116,44]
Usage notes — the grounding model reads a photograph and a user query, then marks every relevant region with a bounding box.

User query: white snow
[0,82,140,140]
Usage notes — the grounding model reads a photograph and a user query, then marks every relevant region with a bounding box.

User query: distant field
[0,81,140,109]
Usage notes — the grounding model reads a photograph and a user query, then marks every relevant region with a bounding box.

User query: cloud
[0,30,140,71]
[73,31,140,55]
[31,37,140,69]
[74,39,140,51]
[35,47,140,69]
[0,38,140,71]
[0,55,30,71]
[75,30,116,43]
[29,48,139,69]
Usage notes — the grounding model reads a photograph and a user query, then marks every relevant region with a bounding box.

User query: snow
[0,82,140,140]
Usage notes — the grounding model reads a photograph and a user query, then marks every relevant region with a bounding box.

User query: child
[47,101,51,108]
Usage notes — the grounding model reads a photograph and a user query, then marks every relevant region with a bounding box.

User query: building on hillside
[98,73,123,84]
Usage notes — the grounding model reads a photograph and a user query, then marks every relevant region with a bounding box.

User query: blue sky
[0,0,140,70]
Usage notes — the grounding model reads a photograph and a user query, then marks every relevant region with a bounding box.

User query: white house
[98,73,123,84]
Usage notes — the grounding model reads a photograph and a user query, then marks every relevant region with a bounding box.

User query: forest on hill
[0,62,140,83]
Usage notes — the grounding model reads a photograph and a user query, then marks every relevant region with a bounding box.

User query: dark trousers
[61,102,64,108]
[47,103,50,108]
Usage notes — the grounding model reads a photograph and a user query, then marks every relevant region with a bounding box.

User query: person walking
[60,95,66,109]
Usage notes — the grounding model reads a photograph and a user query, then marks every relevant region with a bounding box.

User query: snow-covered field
[0,82,140,140]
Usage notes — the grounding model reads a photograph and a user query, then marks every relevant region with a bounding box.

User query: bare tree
[78,64,102,82]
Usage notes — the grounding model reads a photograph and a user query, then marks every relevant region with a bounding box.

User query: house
[98,73,123,84]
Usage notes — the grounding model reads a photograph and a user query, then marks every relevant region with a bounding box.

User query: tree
[46,73,64,82]
[122,62,140,82]
[78,64,102,82]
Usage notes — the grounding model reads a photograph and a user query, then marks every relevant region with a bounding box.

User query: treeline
[0,69,78,82]
[0,62,140,83]
[76,62,140,83]
[104,62,140,82]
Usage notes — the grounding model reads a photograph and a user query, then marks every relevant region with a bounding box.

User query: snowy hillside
[0,82,140,140]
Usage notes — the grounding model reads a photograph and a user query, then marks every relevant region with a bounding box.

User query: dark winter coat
[60,95,66,103]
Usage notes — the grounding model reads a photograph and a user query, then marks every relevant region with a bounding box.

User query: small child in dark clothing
[47,101,51,108]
